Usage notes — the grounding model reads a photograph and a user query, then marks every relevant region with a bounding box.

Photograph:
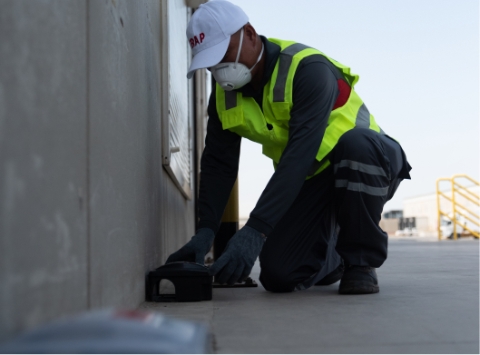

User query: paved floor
[141,238,479,354]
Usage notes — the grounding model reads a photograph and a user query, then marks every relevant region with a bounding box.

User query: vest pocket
[220,106,245,130]
[270,102,291,121]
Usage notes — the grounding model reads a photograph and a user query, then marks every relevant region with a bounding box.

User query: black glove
[209,226,265,285]
[165,228,215,265]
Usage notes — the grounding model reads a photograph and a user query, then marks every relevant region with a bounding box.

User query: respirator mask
[211,28,264,91]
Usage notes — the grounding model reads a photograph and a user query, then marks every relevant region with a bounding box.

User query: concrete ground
[141,238,479,354]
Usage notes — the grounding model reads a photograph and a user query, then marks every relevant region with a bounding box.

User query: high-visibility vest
[216,38,385,177]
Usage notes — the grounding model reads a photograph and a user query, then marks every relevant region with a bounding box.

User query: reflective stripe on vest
[225,90,237,110]
[273,43,310,102]
[216,38,386,178]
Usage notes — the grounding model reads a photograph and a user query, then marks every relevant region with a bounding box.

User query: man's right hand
[165,228,215,265]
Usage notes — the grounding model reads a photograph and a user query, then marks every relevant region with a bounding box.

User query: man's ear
[243,23,258,46]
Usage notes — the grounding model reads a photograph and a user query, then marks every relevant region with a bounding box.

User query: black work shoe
[338,265,379,294]
[315,263,345,286]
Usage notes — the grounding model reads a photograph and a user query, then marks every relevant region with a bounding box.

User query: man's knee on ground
[259,263,297,293]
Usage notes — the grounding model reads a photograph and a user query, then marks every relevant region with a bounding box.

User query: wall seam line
[86,0,91,310]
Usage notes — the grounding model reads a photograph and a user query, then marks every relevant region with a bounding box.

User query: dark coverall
[198,36,412,292]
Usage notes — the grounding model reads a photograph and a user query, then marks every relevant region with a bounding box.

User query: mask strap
[234,28,244,68]
[233,27,264,72]
[249,42,264,72]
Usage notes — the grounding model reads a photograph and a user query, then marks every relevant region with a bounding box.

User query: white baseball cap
[186,0,249,79]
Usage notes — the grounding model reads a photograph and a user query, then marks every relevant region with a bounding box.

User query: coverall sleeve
[197,87,242,233]
[245,60,340,236]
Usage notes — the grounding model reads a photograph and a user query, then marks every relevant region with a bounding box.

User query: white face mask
[211,28,264,91]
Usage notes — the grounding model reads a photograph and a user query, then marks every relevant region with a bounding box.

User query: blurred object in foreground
[0,309,211,354]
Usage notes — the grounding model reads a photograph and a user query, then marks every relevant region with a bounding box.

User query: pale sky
[228,0,480,218]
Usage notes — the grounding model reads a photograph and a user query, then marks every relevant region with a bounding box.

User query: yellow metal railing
[436,174,479,240]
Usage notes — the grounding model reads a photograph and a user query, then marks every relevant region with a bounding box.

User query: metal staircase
[436,174,479,240]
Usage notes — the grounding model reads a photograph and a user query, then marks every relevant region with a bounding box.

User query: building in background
[0,0,209,342]
[379,211,401,236]
[403,184,479,237]
[380,180,480,238]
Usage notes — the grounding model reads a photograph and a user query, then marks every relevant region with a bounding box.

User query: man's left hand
[209,226,265,285]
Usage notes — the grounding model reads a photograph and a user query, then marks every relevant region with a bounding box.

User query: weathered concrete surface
[0,0,196,341]
[142,239,479,354]
[0,0,88,341]
[88,0,160,309]
[87,0,195,310]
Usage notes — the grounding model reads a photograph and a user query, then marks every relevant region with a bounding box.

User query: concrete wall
[0,0,195,341]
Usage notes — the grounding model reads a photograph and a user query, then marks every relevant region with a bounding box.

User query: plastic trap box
[146,262,213,302]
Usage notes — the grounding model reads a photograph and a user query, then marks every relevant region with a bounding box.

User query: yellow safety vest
[216,38,384,177]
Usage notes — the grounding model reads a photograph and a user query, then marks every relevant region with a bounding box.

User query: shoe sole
[339,281,379,295]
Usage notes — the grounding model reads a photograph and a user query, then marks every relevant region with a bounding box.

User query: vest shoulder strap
[268,38,359,106]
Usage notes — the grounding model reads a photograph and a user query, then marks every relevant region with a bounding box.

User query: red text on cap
[189,33,205,48]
